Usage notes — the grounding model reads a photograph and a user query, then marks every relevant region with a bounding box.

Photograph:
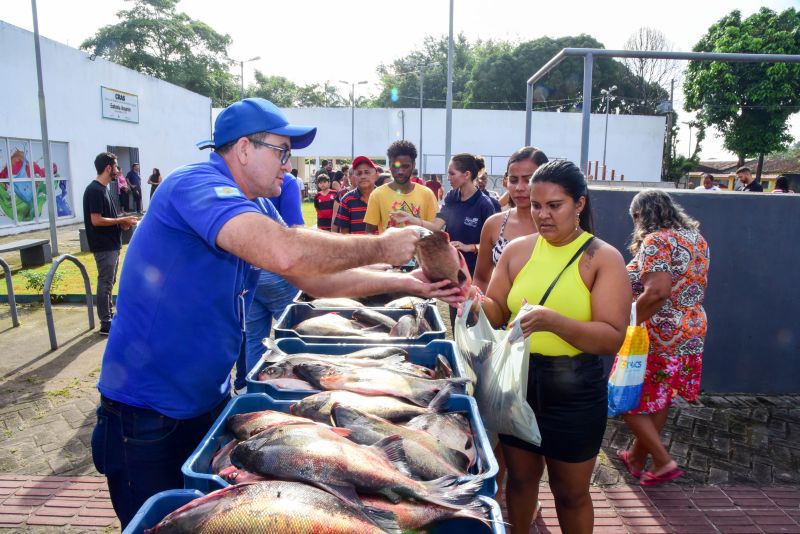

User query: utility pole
[419,69,424,175]
[237,56,260,100]
[444,0,454,189]
[601,86,617,168]
[32,0,58,255]
[339,80,368,160]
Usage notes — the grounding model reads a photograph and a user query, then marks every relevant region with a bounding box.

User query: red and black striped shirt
[334,188,374,234]
[314,190,337,231]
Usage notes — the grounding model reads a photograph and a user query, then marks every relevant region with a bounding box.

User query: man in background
[82,152,138,335]
[335,155,378,234]
[126,162,143,213]
[735,166,763,192]
[695,173,720,191]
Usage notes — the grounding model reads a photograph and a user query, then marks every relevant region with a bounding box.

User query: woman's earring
[575,212,581,228]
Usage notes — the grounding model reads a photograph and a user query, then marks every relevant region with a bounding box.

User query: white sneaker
[233,385,247,396]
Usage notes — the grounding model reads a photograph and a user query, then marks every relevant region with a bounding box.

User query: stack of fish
[290,306,433,339]
[252,339,456,393]
[156,387,492,533]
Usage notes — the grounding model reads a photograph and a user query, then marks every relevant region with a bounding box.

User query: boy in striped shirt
[335,155,378,234]
[313,175,336,231]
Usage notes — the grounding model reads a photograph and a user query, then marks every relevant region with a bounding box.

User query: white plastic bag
[454,299,541,446]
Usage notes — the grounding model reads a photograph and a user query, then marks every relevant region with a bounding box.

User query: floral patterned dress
[626,227,710,414]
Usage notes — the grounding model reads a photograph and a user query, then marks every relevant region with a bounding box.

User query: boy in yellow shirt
[365,140,438,234]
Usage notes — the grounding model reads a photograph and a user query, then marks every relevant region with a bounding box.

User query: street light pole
[419,68,424,175]
[340,81,368,160]
[600,85,617,168]
[444,0,454,188]
[237,56,260,100]
[31,0,58,255]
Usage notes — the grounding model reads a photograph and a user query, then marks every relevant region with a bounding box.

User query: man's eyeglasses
[249,138,291,165]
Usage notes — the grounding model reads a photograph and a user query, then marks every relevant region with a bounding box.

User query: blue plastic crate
[125,487,504,533]
[122,489,203,534]
[182,392,498,497]
[247,338,468,400]
[274,303,445,344]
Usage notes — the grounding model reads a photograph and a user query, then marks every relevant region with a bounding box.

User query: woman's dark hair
[775,176,790,191]
[150,168,161,178]
[628,189,699,254]
[507,146,549,169]
[532,160,594,233]
[450,153,485,181]
[387,140,418,161]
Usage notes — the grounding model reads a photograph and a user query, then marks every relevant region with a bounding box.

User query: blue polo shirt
[98,152,268,419]
[438,188,498,275]
[268,173,304,227]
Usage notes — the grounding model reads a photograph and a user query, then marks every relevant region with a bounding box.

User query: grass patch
[1,247,128,297]
[46,378,82,399]
[1,203,318,296]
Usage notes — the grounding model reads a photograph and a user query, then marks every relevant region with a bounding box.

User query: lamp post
[600,85,617,168]
[236,56,260,100]
[444,0,454,189]
[339,80,368,160]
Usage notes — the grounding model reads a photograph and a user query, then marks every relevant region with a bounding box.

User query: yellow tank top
[507,232,593,356]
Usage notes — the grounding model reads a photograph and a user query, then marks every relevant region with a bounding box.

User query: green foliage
[247,73,346,107]
[371,34,668,113]
[683,8,800,161]
[80,0,238,106]
[20,270,62,295]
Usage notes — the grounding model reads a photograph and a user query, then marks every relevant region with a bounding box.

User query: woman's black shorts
[499,353,607,463]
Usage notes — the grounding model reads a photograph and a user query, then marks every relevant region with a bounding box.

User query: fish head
[293,362,340,386]
[261,361,293,379]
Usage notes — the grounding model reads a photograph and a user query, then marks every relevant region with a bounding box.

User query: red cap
[352,155,376,170]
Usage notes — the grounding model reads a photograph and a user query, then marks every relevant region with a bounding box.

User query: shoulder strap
[539,236,595,306]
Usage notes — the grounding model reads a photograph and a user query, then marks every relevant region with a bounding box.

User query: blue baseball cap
[197,98,316,150]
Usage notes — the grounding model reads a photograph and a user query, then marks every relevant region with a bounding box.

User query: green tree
[81,0,238,106]
[246,73,346,107]
[683,8,800,168]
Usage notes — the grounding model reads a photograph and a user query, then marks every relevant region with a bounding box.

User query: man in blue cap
[90,98,460,527]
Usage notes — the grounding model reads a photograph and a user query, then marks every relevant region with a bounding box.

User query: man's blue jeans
[90,396,227,528]
[234,276,298,389]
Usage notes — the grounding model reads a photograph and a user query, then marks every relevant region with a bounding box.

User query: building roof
[697,157,800,175]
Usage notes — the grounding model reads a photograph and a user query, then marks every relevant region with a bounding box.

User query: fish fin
[261,337,285,359]
[427,383,455,413]
[380,354,407,367]
[362,506,402,534]
[315,482,362,508]
[377,488,404,504]
[418,475,483,508]
[372,435,414,478]
[434,354,453,379]
[327,426,352,438]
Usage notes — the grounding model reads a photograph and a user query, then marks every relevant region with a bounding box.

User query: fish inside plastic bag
[454,298,541,446]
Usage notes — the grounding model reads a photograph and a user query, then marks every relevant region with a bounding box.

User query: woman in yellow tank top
[465,160,631,534]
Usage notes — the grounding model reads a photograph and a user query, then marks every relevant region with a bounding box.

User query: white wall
[0,21,211,234]
[268,107,665,181]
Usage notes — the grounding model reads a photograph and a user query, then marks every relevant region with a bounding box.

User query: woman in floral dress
[618,189,710,486]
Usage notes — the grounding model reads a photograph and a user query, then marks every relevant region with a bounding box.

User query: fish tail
[362,506,402,533]
[452,497,494,526]
[427,383,454,413]
[417,475,483,508]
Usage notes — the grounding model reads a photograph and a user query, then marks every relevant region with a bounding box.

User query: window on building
[0,137,73,228]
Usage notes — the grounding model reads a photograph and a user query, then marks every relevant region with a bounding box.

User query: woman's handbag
[607,305,650,416]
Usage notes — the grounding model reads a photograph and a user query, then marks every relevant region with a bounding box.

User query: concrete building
[270,107,666,183]
[0,21,211,236]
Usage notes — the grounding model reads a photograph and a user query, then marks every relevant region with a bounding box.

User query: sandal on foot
[640,466,684,486]
[617,449,644,478]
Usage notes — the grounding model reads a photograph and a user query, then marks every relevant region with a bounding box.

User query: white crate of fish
[246,338,468,400]
[274,302,446,344]
[123,486,505,533]
[182,392,499,499]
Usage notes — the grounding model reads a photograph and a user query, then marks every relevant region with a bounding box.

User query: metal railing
[43,254,94,350]
[524,48,800,175]
[1,258,19,328]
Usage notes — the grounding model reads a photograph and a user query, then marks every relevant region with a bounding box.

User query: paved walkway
[1,226,798,532]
